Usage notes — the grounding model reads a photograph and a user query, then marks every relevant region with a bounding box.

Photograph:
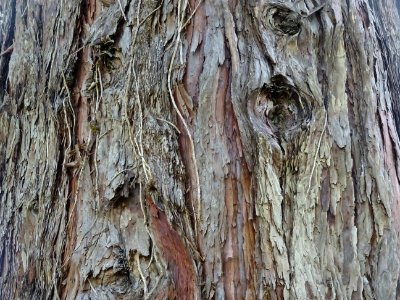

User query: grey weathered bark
[1,0,400,299]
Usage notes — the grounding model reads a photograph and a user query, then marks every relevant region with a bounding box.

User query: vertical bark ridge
[60,1,100,298]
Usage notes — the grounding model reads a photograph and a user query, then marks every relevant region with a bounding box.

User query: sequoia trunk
[1,0,400,299]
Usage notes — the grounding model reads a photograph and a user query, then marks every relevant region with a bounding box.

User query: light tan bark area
[0,0,400,299]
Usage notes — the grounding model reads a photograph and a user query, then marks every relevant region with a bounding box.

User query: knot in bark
[249,75,312,142]
[266,5,302,35]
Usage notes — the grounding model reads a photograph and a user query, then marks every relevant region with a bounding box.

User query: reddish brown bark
[146,194,196,299]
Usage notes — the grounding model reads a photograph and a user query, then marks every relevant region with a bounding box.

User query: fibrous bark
[1,0,400,299]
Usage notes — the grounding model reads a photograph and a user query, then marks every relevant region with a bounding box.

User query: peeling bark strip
[145,194,196,299]
[1,0,400,299]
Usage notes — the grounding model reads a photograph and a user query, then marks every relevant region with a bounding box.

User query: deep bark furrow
[0,0,16,101]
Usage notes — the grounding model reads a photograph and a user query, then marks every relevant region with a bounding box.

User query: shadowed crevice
[0,0,16,102]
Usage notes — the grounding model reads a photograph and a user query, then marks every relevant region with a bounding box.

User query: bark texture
[1,0,400,299]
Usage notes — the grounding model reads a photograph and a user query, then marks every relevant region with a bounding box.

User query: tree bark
[1,0,400,299]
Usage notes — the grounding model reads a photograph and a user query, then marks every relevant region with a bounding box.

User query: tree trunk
[1,0,400,299]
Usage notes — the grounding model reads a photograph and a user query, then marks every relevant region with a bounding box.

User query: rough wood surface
[0,0,400,299]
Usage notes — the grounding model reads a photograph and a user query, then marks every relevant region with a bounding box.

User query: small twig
[61,72,75,183]
[117,0,127,21]
[61,73,76,150]
[93,65,103,210]
[98,128,113,140]
[168,0,201,240]
[132,0,142,46]
[123,0,142,168]
[123,60,142,189]
[88,279,98,295]
[303,3,326,18]
[116,0,152,186]
[147,275,161,299]
[93,138,100,210]
[147,244,155,269]
[65,163,84,227]
[67,45,85,59]
[155,117,181,134]
[136,252,149,300]
[107,167,135,186]
[139,182,148,225]
[132,60,151,181]
[66,151,86,229]
[96,64,103,112]
[181,0,203,29]
[139,3,163,27]
[306,112,327,196]
[0,44,14,57]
